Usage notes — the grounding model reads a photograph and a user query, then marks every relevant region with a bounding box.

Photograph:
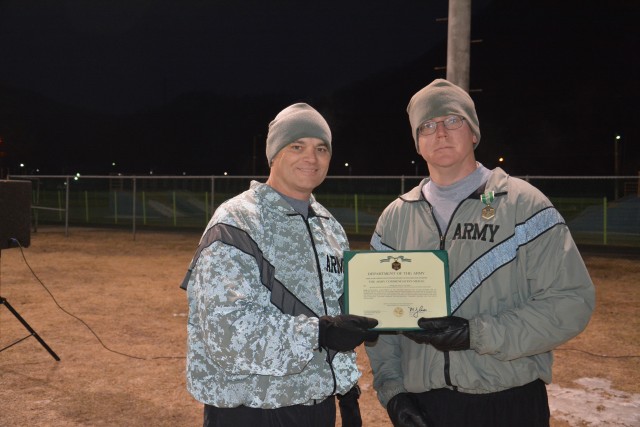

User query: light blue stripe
[450,208,565,312]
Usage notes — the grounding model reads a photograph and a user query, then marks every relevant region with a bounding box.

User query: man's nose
[302,147,318,161]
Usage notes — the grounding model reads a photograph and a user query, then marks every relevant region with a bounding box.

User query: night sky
[0,0,638,177]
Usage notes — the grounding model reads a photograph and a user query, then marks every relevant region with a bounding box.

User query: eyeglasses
[417,116,465,136]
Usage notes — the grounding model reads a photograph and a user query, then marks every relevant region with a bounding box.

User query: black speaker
[0,180,32,249]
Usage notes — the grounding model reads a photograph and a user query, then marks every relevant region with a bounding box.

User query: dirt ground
[1,228,638,426]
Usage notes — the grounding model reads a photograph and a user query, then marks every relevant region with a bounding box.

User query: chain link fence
[7,174,640,248]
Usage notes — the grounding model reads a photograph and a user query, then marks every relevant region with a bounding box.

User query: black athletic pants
[203,396,336,427]
[413,379,550,427]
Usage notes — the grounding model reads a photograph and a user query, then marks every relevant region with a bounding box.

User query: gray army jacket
[185,181,359,408]
[366,168,595,406]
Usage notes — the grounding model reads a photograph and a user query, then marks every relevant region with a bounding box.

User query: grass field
[1,229,638,426]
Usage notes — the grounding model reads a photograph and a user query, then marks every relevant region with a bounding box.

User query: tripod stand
[0,249,60,361]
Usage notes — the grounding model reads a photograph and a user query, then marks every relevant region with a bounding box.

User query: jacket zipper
[424,181,499,391]
[303,215,338,396]
[427,199,463,390]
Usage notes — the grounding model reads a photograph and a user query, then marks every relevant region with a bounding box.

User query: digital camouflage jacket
[185,181,359,408]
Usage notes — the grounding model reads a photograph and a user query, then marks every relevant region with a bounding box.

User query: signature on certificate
[409,305,427,318]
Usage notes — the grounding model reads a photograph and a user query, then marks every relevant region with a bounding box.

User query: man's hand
[318,314,378,352]
[386,393,428,427]
[403,316,470,351]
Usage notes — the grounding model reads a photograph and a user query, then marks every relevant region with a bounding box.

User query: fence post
[354,194,359,234]
[132,177,137,241]
[142,191,147,225]
[173,191,177,226]
[205,191,209,225]
[211,177,215,214]
[65,176,70,237]
[84,191,89,222]
[34,180,39,232]
[57,190,62,221]
[114,191,118,224]
[603,197,607,245]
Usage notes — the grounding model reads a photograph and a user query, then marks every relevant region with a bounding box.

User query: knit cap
[266,103,332,166]
[407,79,481,153]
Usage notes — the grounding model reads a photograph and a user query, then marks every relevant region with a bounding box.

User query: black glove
[318,314,379,352]
[386,393,428,427]
[337,385,362,427]
[403,316,470,351]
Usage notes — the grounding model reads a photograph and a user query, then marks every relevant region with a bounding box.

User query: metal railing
[7,174,640,248]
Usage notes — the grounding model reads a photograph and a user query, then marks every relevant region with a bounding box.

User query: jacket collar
[400,167,510,202]
[250,180,332,219]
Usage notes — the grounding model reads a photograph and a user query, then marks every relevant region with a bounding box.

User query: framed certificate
[344,250,450,331]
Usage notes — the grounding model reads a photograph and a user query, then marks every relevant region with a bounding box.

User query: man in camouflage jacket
[183,103,377,427]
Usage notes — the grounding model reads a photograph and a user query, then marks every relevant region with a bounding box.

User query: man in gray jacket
[366,79,595,427]
[184,103,378,426]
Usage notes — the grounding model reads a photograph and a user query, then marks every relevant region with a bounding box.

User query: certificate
[344,250,450,330]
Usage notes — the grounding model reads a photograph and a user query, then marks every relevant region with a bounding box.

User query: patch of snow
[547,378,640,426]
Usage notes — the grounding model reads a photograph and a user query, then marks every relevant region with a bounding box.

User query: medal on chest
[480,191,495,220]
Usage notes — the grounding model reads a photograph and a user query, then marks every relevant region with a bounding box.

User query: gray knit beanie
[266,103,332,166]
[407,79,480,153]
